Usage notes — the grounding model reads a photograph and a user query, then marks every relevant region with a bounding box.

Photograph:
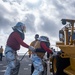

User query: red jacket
[7,32,29,51]
[40,42,52,53]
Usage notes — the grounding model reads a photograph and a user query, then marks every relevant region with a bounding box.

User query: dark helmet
[35,34,39,39]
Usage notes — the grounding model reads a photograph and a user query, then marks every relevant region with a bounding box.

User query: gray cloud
[0,15,11,29]
[1,0,75,37]
[2,0,21,2]
[0,3,20,30]
[0,4,9,14]
[50,0,75,19]
[39,16,59,37]
[23,14,36,33]
[0,4,11,29]
[51,0,65,10]
[26,1,42,9]
[1,0,75,52]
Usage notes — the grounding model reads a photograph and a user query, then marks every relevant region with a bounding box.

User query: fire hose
[19,51,28,61]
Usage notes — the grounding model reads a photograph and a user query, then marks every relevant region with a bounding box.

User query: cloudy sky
[0,0,75,54]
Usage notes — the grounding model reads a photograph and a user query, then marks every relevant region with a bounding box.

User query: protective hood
[38,36,49,42]
[12,22,26,33]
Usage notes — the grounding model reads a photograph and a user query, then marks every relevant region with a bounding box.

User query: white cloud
[0,0,75,54]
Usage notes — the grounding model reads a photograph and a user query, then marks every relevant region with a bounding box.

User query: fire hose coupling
[28,46,35,52]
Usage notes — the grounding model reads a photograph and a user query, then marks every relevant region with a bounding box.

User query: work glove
[51,49,57,55]
[28,46,35,52]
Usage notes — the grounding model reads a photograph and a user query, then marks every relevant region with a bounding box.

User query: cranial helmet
[12,22,26,33]
[35,34,39,40]
[38,36,49,42]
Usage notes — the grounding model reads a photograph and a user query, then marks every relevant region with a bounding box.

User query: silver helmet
[12,22,26,33]
[38,36,49,42]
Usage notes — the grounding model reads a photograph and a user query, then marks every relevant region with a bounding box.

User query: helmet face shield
[12,22,26,33]
[21,25,26,33]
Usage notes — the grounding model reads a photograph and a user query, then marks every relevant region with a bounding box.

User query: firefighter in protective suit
[4,22,35,75]
[28,34,39,75]
[31,36,53,75]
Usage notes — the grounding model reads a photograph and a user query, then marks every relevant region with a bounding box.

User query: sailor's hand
[28,46,35,52]
[51,48,57,55]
